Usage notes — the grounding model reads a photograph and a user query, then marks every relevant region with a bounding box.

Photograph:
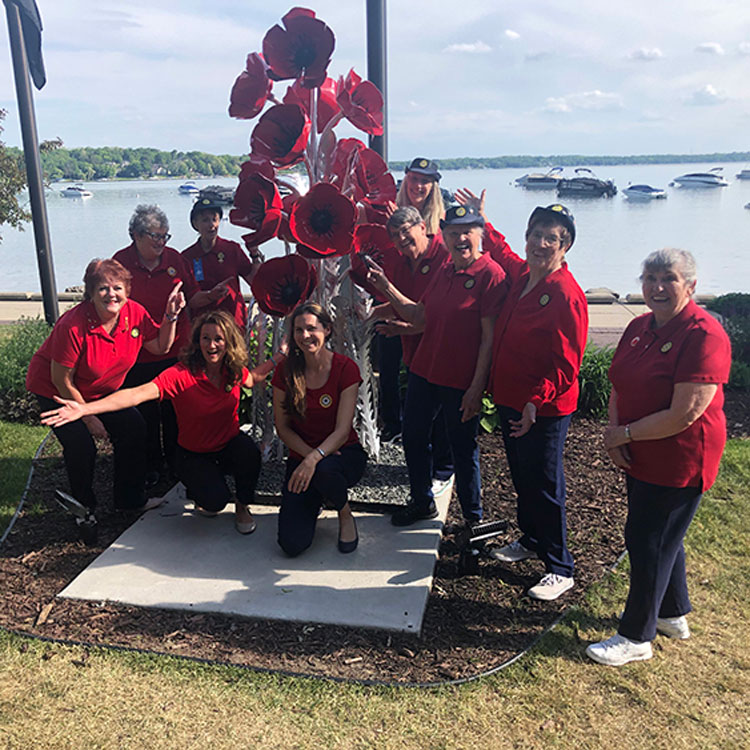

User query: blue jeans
[499,406,573,577]
[619,477,702,642]
[402,372,482,522]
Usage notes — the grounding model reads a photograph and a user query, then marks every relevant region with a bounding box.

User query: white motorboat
[735,167,750,180]
[623,184,667,201]
[670,167,729,188]
[515,166,564,189]
[178,181,200,195]
[60,184,93,198]
[557,168,617,198]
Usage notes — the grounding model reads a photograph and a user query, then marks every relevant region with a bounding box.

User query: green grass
[0,427,748,748]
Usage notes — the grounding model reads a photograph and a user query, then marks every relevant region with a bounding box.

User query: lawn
[0,420,747,748]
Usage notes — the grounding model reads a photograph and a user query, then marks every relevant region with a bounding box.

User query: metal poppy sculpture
[349,224,397,299]
[228,6,389,458]
[250,255,317,317]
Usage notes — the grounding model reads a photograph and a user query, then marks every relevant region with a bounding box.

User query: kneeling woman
[272,303,366,556]
[42,310,280,534]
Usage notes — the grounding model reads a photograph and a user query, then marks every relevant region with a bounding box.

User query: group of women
[33,157,733,669]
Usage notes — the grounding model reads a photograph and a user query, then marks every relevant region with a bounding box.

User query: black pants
[123,359,178,474]
[37,394,147,511]
[376,333,403,435]
[175,432,261,512]
[619,476,702,642]
[277,444,367,557]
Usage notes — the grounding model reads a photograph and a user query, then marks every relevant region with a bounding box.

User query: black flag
[7,0,46,89]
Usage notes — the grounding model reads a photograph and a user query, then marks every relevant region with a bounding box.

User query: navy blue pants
[376,332,403,435]
[402,373,482,522]
[278,444,367,557]
[175,432,261,512]
[37,394,147,511]
[499,406,573,577]
[123,359,178,474]
[619,476,702,642]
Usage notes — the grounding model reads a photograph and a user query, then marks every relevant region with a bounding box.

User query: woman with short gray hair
[587,248,732,666]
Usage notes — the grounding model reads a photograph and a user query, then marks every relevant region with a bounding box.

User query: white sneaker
[586,633,653,666]
[657,616,690,640]
[489,539,538,563]
[431,476,454,497]
[527,573,574,600]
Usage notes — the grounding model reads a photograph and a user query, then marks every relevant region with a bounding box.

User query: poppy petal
[250,103,311,168]
[289,182,356,256]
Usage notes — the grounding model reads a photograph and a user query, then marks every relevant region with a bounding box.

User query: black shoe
[76,514,98,546]
[54,489,89,520]
[380,427,402,444]
[338,517,359,553]
[391,501,439,527]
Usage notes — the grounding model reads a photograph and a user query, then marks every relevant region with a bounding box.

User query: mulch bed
[1,391,747,684]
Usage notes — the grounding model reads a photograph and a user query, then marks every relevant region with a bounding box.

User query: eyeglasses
[143,231,171,243]
[529,229,564,247]
[388,221,420,239]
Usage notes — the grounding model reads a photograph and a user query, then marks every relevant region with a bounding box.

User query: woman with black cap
[182,197,263,331]
[457,190,588,602]
[367,204,507,527]
[396,157,445,235]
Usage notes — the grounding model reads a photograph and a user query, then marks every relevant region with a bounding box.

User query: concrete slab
[58,481,452,634]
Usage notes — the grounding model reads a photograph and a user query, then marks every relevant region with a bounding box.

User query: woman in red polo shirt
[113,204,200,487]
[367,204,507,528]
[41,310,281,536]
[272,303,366,556]
[585,248,731,667]
[27,258,185,544]
[458,190,588,603]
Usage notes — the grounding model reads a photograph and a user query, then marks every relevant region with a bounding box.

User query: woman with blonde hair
[396,157,445,235]
[42,310,282,535]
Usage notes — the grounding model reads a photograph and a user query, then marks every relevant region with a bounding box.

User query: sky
[1,0,750,160]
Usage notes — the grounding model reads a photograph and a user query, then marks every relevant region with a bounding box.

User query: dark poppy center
[292,41,318,70]
[275,277,302,305]
[309,207,334,235]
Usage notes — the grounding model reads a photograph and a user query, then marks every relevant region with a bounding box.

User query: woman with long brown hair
[272,303,367,556]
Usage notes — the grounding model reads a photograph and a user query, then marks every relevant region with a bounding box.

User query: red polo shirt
[272,353,361,459]
[390,234,449,368]
[26,299,159,401]
[410,253,507,391]
[609,300,731,490]
[113,243,199,364]
[153,363,248,453]
[484,224,588,416]
[182,236,253,328]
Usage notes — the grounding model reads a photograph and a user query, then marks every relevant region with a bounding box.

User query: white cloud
[695,42,725,55]
[443,41,492,54]
[739,42,750,55]
[543,90,624,113]
[504,29,520,40]
[629,47,663,61]
[686,84,727,106]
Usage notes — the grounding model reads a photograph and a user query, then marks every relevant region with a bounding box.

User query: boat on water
[197,185,235,205]
[622,184,667,201]
[670,167,729,188]
[515,166,564,190]
[60,185,93,199]
[735,166,750,180]
[556,168,617,198]
[178,181,200,195]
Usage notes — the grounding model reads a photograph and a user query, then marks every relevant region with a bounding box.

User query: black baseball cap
[405,157,441,181]
[527,204,576,246]
[190,197,224,230]
[440,204,485,229]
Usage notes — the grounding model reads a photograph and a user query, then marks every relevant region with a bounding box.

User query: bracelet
[165,312,179,323]
[269,353,278,367]
[316,447,325,458]
[624,424,632,442]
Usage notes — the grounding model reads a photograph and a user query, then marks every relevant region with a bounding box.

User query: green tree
[0,109,30,242]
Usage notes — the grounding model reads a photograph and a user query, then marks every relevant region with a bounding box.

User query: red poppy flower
[239,156,276,182]
[251,254,318,317]
[229,170,283,247]
[294,243,322,260]
[283,77,341,132]
[349,224,396,298]
[278,194,298,243]
[262,8,335,89]
[250,103,311,168]
[289,182,356,257]
[228,53,273,120]
[328,138,396,204]
[336,68,383,136]
[362,201,390,226]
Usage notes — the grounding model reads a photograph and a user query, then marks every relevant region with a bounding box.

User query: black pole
[4,0,58,323]
[366,0,387,161]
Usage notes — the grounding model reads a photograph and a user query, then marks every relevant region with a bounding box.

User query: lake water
[2,162,749,296]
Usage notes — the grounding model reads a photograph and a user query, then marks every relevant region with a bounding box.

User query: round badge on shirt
[630,336,640,347]
[319,394,332,408]
[661,342,673,353]
[167,266,177,277]
[464,278,475,289]
[217,252,225,264]
[539,293,550,306]
[420,263,430,274]
[131,327,140,338]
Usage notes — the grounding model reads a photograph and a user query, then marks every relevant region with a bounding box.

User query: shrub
[706,293,750,390]
[576,343,614,421]
[0,317,51,423]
